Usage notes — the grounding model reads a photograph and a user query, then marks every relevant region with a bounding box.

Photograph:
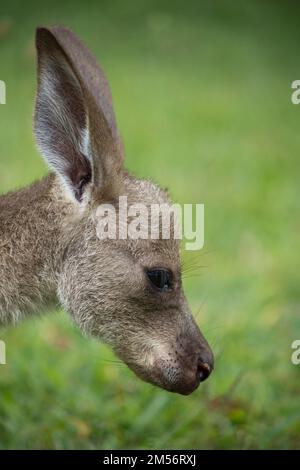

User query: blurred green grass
[1,0,300,449]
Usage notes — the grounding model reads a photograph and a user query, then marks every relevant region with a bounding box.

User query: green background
[0,0,300,449]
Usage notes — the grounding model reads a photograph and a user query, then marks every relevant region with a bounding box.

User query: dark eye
[147,269,172,291]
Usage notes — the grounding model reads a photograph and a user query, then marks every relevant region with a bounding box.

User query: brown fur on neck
[0,174,71,324]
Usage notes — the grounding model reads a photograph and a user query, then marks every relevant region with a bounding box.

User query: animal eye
[147,269,172,291]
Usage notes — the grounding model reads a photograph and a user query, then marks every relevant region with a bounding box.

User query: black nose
[196,360,212,383]
[174,358,213,395]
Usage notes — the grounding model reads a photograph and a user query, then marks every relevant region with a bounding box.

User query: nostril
[197,361,211,383]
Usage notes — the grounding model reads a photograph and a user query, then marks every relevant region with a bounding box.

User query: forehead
[124,175,169,206]
[128,237,181,265]
[93,174,181,268]
[123,176,180,260]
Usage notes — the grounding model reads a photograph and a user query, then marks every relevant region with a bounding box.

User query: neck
[0,174,73,324]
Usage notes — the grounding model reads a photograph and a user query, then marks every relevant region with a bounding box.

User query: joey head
[0,26,214,394]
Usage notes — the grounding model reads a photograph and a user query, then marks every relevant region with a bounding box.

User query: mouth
[126,358,213,395]
[162,379,201,395]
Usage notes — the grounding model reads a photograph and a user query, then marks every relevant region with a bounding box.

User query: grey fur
[0,26,213,394]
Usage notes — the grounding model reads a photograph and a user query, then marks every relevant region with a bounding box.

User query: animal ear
[34,26,124,202]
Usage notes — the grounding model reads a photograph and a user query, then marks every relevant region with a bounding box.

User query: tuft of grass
[0,0,300,449]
